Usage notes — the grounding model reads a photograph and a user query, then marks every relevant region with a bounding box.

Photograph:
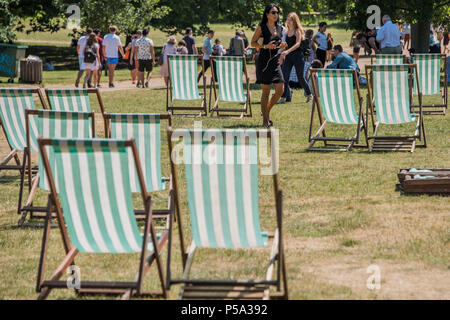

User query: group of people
[76,26,124,88]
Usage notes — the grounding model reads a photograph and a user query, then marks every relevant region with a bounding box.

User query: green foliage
[74,0,170,36]
[0,0,19,42]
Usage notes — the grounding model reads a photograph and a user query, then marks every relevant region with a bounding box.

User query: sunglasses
[270,10,279,15]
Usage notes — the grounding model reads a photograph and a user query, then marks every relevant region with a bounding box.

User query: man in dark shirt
[182,27,198,55]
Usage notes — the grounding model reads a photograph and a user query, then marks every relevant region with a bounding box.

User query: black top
[285,33,300,53]
[182,35,195,54]
[260,23,283,54]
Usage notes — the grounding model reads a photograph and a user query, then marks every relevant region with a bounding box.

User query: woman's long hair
[285,12,303,35]
[260,3,281,26]
[86,34,97,47]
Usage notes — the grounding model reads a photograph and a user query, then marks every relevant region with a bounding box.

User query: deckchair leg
[17,149,28,225]
[36,196,53,293]
[0,149,19,168]
[178,243,197,300]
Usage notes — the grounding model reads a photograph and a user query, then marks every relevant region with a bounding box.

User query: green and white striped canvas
[181,129,268,249]
[47,89,91,112]
[412,54,441,95]
[372,65,415,124]
[316,69,359,124]
[0,89,39,152]
[37,110,94,191]
[109,113,165,193]
[374,54,404,65]
[47,138,148,253]
[168,55,201,100]
[215,56,247,103]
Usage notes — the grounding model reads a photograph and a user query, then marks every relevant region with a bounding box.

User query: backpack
[212,44,221,56]
[84,45,97,63]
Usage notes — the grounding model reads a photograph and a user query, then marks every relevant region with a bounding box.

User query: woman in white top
[313,22,327,67]
[160,36,178,86]
[80,34,100,88]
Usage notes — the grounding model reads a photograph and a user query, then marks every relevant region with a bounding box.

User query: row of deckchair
[370,53,448,115]
[167,55,252,118]
[32,118,289,299]
[0,89,287,299]
[0,88,106,224]
[307,65,427,152]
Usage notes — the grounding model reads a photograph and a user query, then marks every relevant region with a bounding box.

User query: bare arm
[283,29,302,55]
[193,44,198,55]
[119,45,125,57]
[77,44,81,55]
[251,26,263,49]
[151,46,156,65]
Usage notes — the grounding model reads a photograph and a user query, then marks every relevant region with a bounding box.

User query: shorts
[78,56,85,70]
[353,47,361,54]
[107,57,119,65]
[138,59,153,72]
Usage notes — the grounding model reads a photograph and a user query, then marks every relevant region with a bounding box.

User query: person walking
[251,4,285,128]
[313,22,328,67]
[130,30,142,86]
[102,25,124,88]
[125,33,138,85]
[160,36,177,86]
[93,29,104,88]
[279,12,312,104]
[80,34,100,88]
[183,27,198,55]
[75,27,93,88]
[197,30,217,83]
[177,40,188,54]
[135,28,156,88]
[376,15,402,54]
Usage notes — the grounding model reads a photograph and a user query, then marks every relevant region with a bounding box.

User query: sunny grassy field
[0,80,449,299]
[0,22,449,300]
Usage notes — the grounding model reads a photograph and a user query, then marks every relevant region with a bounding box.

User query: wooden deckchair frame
[410,54,448,115]
[366,64,427,153]
[166,55,207,116]
[307,69,368,152]
[0,88,47,173]
[17,110,97,226]
[208,55,252,118]
[35,138,170,300]
[45,88,107,119]
[370,54,406,65]
[166,128,288,300]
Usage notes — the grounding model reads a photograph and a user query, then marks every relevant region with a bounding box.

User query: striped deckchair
[370,54,405,65]
[167,54,207,116]
[307,69,368,151]
[45,88,106,116]
[36,138,170,300]
[411,54,448,115]
[209,56,252,118]
[18,110,95,226]
[366,64,426,152]
[166,128,288,300]
[0,88,47,172]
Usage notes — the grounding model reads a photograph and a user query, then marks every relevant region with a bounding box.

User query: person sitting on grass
[326,45,366,85]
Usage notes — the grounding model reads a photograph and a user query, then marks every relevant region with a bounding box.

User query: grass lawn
[0,79,449,299]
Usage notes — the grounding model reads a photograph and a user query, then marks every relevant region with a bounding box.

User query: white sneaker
[276,98,286,104]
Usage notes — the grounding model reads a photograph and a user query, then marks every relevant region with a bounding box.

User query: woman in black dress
[251,3,285,127]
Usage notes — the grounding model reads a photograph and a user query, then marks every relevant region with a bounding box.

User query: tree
[76,0,170,36]
[328,0,450,53]
[0,0,19,42]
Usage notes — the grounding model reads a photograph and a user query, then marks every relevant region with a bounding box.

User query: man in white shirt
[102,25,125,88]
[75,27,93,88]
[376,15,402,54]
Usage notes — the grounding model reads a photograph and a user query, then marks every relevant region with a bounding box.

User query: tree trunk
[411,22,431,53]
